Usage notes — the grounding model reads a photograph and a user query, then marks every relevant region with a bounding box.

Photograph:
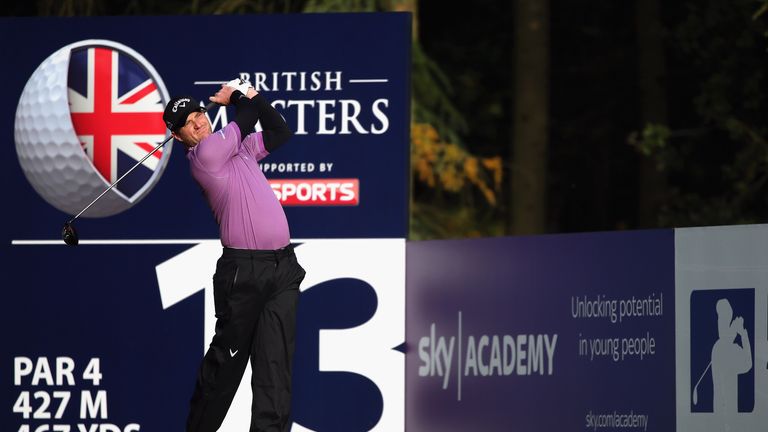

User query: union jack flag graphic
[67,45,168,199]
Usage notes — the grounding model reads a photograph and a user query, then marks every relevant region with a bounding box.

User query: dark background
[418,0,768,236]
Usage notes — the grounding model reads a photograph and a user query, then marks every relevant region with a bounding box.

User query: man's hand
[226,78,251,94]
[209,84,236,106]
[229,78,258,98]
[733,316,746,335]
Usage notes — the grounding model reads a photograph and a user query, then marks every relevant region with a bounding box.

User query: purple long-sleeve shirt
[188,121,290,250]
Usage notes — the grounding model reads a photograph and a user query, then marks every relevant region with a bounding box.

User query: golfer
[163,81,305,432]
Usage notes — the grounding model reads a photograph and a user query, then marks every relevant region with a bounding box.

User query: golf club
[691,360,711,405]
[62,100,218,246]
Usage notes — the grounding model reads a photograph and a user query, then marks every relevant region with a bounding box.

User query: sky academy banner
[406,226,768,432]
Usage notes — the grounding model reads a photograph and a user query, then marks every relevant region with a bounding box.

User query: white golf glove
[226,78,251,94]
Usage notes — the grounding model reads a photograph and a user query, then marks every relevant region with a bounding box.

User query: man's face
[173,111,212,147]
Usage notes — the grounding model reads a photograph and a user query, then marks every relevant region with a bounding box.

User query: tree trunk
[510,0,549,235]
[636,0,668,227]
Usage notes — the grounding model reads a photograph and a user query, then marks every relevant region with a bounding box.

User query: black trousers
[187,245,305,432]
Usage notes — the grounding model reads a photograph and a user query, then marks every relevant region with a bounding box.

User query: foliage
[631,0,768,227]
[410,43,466,145]
[303,0,377,13]
[628,123,670,158]
[295,0,502,239]
[409,40,504,238]
[755,1,768,20]
[192,0,296,14]
[410,200,505,240]
[412,123,501,204]
[11,0,292,16]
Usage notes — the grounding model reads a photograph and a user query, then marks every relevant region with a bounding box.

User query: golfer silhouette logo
[690,289,755,413]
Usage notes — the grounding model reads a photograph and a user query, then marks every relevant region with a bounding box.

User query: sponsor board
[406,226,768,431]
[675,225,768,431]
[1,13,409,432]
[405,232,675,431]
[2,13,410,240]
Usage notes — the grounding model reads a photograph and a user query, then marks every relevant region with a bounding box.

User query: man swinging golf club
[163,80,305,432]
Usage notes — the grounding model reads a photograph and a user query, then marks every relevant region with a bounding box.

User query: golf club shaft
[67,101,218,224]
[693,361,712,391]
[67,135,172,223]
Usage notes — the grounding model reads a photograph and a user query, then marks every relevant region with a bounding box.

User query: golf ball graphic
[14,39,171,217]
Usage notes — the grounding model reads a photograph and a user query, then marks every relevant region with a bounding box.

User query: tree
[510,0,549,234]
[631,0,768,227]
[635,0,668,227]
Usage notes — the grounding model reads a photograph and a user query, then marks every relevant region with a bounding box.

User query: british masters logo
[14,40,170,217]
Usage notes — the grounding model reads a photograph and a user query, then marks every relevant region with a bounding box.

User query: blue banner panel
[0,13,410,242]
[1,13,409,432]
[1,244,202,431]
[2,239,406,432]
[405,231,676,431]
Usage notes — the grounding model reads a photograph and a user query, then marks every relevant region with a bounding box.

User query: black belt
[221,243,295,262]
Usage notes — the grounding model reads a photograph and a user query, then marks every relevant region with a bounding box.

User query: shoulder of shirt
[218,121,241,141]
[199,123,234,144]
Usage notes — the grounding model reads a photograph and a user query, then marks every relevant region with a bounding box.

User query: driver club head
[62,222,79,246]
